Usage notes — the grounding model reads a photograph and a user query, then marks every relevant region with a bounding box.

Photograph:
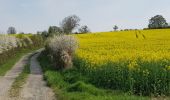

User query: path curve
[19,52,56,100]
[0,53,32,100]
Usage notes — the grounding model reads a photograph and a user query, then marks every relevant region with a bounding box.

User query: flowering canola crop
[73,29,170,96]
[75,29,170,66]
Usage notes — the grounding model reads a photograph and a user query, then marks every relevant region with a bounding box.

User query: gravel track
[0,53,32,100]
[0,50,56,100]
[19,52,56,100]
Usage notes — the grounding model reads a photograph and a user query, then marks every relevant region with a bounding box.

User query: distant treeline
[145,15,170,30]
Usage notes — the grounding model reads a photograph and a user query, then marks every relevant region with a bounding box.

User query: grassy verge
[0,48,39,76]
[38,51,150,100]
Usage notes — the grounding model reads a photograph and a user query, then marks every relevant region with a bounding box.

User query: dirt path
[0,53,32,100]
[19,52,56,100]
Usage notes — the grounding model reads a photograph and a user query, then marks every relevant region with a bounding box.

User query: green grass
[0,48,39,76]
[38,52,150,100]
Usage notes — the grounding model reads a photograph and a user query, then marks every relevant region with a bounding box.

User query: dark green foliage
[74,56,170,96]
[61,15,80,34]
[48,26,63,36]
[7,26,16,34]
[40,31,49,39]
[113,25,118,31]
[78,25,90,34]
[148,15,168,29]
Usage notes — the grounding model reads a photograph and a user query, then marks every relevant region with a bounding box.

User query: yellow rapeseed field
[73,29,170,95]
[75,29,170,66]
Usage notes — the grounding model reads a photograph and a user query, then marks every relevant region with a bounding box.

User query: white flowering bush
[0,34,40,65]
[0,35,34,53]
[15,34,33,47]
[45,35,78,69]
[0,35,18,53]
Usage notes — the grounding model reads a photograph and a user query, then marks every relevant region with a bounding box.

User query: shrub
[0,34,43,65]
[29,35,44,47]
[15,34,33,47]
[45,35,78,70]
[0,35,18,52]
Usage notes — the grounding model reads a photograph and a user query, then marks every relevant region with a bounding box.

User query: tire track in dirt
[0,53,32,100]
[19,52,56,100]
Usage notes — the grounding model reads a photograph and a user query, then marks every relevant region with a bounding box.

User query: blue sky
[0,0,170,33]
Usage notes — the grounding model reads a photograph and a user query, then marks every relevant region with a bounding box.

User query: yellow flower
[73,30,170,69]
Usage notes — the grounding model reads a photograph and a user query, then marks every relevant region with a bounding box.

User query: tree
[41,31,48,38]
[7,27,16,34]
[113,25,118,31]
[78,25,90,33]
[19,32,24,34]
[48,26,62,34]
[61,15,80,34]
[37,31,42,35]
[48,26,63,36]
[148,15,168,29]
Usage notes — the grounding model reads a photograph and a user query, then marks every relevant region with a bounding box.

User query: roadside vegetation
[0,34,43,76]
[38,51,149,100]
